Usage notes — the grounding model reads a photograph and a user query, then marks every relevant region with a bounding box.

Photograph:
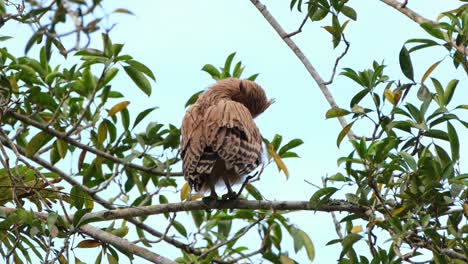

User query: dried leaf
[391,206,405,217]
[76,239,101,248]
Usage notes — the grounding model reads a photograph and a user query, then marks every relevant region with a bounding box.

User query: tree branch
[5,110,183,177]
[78,224,177,264]
[0,134,199,256]
[79,199,368,223]
[380,0,467,55]
[0,207,176,264]
[249,0,356,140]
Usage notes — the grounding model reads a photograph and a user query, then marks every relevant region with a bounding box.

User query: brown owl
[181,78,272,201]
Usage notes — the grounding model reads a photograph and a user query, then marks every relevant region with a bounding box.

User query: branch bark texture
[81,199,367,223]
[249,0,355,138]
[380,0,467,55]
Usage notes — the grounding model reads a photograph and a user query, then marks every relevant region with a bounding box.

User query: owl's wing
[204,100,263,176]
[180,105,207,180]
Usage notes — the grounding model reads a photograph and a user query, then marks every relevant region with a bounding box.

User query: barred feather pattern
[181,78,271,193]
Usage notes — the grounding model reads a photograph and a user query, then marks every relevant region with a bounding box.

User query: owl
[180,78,272,201]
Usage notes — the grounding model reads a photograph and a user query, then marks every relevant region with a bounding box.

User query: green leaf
[350,89,369,107]
[185,90,203,108]
[172,220,188,237]
[278,139,303,156]
[125,60,156,80]
[341,6,357,20]
[337,121,354,147]
[0,36,12,41]
[191,210,204,229]
[420,22,445,40]
[132,107,158,129]
[247,73,259,81]
[56,139,68,159]
[310,7,328,21]
[417,84,431,101]
[51,38,67,58]
[309,187,337,208]
[25,31,43,55]
[399,46,414,81]
[447,122,459,161]
[299,229,315,261]
[443,79,458,106]
[340,233,362,259]
[97,121,107,145]
[123,66,152,96]
[326,107,351,119]
[399,151,417,170]
[71,186,85,210]
[25,131,53,157]
[223,52,236,76]
[121,108,130,131]
[245,183,262,200]
[423,129,449,141]
[201,64,221,79]
[101,68,119,87]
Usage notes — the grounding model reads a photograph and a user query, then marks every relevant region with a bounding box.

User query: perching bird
[181,78,273,201]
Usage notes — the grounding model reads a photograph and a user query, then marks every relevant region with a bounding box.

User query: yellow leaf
[76,239,101,248]
[108,101,130,116]
[180,182,191,201]
[267,144,289,179]
[39,112,53,122]
[58,255,68,264]
[384,89,395,105]
[190,194,204,201]
[391,206,406,217]
[351,225,363,233]
[463,201,468,217]
[421,60,441,84]
[97,121,107,144]
[279,254,295,264]
[111,226,129,238]
[394,90,402,104]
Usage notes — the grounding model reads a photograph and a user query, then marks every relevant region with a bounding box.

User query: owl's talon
[202,195,218,208]
[221,191,238,201]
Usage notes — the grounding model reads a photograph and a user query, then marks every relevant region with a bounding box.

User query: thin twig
[284,12,309,38]
[198,217,263,260]
[249,0,356,140]
[323,34,350,85]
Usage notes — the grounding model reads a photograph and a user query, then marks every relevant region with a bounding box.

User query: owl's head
[233,79,274,118]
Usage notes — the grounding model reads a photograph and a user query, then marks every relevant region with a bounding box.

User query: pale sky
[2,1,467,263]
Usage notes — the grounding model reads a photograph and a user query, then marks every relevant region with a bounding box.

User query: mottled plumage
[181,78,272,199]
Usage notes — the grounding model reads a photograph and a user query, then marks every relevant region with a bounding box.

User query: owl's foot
[202,188,218,208]
[221,191,238,201]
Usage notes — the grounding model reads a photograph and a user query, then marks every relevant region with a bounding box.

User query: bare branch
[284,12,309,38]
[249,0,356,140]
[323,34,350,85]
[79,199,368,223]
[380,0,467,56]
[198,217,263,260]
